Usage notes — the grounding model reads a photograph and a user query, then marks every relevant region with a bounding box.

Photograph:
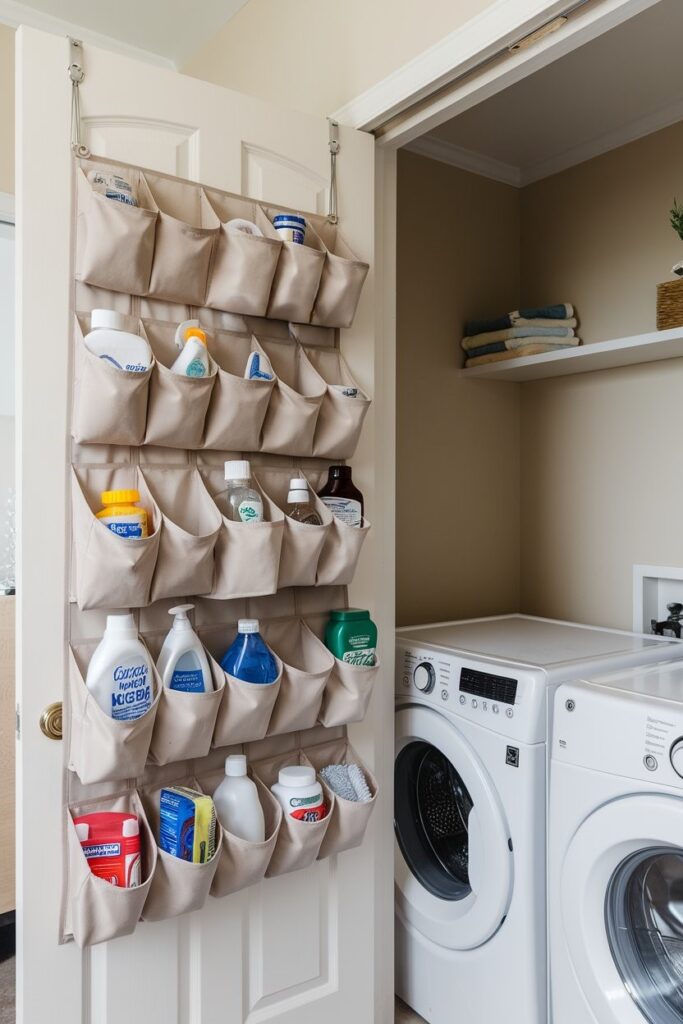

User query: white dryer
[395,615,683,1024]
[550,664,683,1024]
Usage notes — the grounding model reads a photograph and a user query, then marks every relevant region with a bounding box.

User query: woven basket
[657,278,683,330]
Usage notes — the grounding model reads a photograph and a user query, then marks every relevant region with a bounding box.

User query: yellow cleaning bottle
[96,489,149,539]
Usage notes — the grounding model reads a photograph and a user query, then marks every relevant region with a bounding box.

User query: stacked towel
[461,304,580,367]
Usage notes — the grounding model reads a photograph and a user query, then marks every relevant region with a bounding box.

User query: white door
[393,706,512,950]
[16,26,392,1024]
[561,792,683,1024]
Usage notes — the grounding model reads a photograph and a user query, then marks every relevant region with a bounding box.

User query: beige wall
[396,150,521,627]
[182,0,496,117]
[520,122,683,630]
[0,23,14,195]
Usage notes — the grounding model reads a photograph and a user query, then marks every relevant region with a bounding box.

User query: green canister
[325,609,377,666]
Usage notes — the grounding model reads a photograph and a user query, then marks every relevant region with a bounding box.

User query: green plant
[671,199,683,241]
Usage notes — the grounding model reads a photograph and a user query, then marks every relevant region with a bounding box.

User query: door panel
[16,26,389,1024]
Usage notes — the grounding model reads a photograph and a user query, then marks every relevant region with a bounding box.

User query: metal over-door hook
[69,37,91,158]
[327,117,340,225]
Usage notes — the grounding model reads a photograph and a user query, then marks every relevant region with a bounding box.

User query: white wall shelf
[459,328,683,382]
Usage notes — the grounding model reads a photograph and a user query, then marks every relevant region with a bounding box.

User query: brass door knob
[40,702,63,740]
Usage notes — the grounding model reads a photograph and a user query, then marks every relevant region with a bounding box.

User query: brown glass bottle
[317,465,364,528]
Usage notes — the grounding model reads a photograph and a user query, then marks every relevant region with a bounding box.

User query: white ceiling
[420,0,683,186]
[10,0,248,66]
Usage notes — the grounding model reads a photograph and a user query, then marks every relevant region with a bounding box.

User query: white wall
[182,0,499,117]
[0,23,14,196]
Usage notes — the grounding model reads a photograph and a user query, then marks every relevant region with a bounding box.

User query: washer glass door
[606,847,683,1024]
[395,740,473,901]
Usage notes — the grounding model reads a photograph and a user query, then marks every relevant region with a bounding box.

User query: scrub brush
[320,763,372,803]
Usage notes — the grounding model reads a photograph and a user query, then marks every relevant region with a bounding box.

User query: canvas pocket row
[71,314,370,459]
[67,621,380,785]
[75,161,369,328]
[70,465,370,610]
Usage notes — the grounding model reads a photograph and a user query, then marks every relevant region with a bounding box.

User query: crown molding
[0,0,175,69]
[406,135,522,187]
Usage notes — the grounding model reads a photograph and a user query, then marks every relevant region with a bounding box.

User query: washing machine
[550,663,683,1024]
[394,615,683,1024]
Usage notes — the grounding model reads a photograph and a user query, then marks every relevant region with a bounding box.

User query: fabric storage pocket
[318,653,380,727]
[258,338,326,457]
[252,750,333,877]
[202,469,284,600]
[199,769,282,898]
[302,738,378,859]
[255,469,331,588]
[315,511,371,587]
[201,329,274,451]
[67,643,161,785]
[204,190,282,315]
[64,790,156,947]
[71,312,152,446]
[71,466,161,610]
[139,783,221,922]
[309,217,369,329]
[142,467,221,603]
[200,633,282,747]
[142,319,216,448]
[258,206,326,323]
[263,618,334,735]
[75,162,157,295]
[147,637,225,765]
[304,346,371,460]
[146,174,219,306]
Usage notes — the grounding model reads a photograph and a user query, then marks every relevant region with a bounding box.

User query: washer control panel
[396,642,547,743]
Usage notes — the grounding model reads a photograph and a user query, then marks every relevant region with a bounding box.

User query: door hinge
[15,703,20,740]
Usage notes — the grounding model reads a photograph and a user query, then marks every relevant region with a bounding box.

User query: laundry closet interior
[395,0,683,634]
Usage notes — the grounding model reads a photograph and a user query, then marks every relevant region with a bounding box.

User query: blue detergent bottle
[220,619,279,684]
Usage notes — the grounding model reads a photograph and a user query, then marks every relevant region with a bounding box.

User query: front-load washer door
[394,705,513,950]
[561,793,683,1024]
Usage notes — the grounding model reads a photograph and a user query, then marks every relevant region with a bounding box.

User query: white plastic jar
[271,765,327,822]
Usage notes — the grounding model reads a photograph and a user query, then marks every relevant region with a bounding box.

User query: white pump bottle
[156,604,213,693]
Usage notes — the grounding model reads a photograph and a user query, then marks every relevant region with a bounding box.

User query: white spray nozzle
[174,318,200,352]
[169,604,194,629]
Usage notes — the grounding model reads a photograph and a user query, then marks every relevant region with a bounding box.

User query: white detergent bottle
[157,604,213,693]
[213,754,265,842]
[84,309,152,373]
[171,326,210,378]
[86,613,154,721]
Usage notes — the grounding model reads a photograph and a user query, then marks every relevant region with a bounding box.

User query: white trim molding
[0,0,174,69]
[0,192,14,224]
[406,135,522,187]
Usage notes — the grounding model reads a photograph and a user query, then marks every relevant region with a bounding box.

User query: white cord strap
[69,38,91,158]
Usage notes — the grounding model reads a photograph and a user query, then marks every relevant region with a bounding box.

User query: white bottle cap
[105,613,137,634]
[75,822,89,842]
[225,754,247,777]
[122,817,139,837]
[225,460,251,481]
[90,308,128,332]
[278,765,316,788]
[169,604,194,630]
[287,478,309,503]
[237,618,259,634]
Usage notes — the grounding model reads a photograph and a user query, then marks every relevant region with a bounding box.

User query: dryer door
[394,706,513,950]
[561,793,683,1024]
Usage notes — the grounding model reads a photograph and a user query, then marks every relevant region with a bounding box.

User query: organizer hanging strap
[69,37,91,158]
[327,118,339,225]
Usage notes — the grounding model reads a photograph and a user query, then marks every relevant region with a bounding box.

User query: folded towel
[465,335,580,359]
[511,316,577,329]
[510,303,573,322]
[462,326,575,351]
[464,314,512,336]
[319,763,372,803]
[465,342,576,367]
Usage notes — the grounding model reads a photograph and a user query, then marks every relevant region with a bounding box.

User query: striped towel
[465,342,576,368]
[462,326,575,351]
[511,316,577,329]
